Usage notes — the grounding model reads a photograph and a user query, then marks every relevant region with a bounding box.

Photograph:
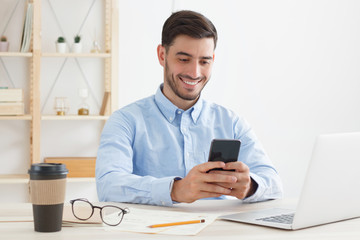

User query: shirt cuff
[151,176,182,206]
[170,177,182,204]
[242,173,265,203]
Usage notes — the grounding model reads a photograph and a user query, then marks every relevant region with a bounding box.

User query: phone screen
[208,139,241,171]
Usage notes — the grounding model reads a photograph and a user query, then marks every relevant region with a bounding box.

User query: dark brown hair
[161,10,218,50]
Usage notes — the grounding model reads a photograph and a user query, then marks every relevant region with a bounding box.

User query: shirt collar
[190,94,203,124]
[155,84,203,124]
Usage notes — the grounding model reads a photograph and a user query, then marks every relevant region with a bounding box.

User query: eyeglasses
[70,198,130,226]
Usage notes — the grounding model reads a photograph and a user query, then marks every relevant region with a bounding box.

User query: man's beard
[164,60,208,101]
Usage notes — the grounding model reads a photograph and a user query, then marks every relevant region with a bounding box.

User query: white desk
[1,199,359,240]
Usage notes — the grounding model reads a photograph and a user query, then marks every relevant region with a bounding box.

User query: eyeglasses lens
[72,200,93,220]
[101,206,124,226]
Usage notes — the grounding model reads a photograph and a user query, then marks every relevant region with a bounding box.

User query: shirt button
[169,117,173,121]
[177,110,181,114]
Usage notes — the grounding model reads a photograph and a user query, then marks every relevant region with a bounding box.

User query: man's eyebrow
[201,56,213,60]
[176,51,213,60]
[176,51,193,57]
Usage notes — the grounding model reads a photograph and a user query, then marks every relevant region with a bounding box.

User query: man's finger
[199,183,232,195]
[223,161,249,172]
[204,171,237,184]
[198,161,226,173]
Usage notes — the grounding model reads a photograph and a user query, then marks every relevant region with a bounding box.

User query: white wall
[2,0,360,202]
[118,0,360,198]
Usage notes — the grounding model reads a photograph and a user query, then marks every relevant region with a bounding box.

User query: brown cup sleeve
[29,179,67,205]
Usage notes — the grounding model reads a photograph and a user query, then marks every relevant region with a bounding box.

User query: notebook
[220,132,360,230]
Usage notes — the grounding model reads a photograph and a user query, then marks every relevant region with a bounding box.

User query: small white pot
[72,43,82,53]
[56,42,67,53]
[0,42,9,52]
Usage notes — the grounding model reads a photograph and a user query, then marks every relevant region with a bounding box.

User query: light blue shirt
[96,85,283,206]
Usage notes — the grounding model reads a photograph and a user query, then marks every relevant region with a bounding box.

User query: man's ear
[157,44,166,67]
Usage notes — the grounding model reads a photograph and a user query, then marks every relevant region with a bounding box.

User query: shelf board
[0,115,108,120]
[0,174,95,184]
[0,115,32,120]
[0,52,110,58]
[0,174,28,184]
[0,52,32,57]
[41,115,109,120]
[42,53,111,58]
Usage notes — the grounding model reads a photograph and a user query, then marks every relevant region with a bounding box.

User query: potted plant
[72,35,82,53]
[0,36,9,52]
[56,36,66,53]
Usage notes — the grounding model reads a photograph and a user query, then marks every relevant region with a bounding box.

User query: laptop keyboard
[256,213,295,225]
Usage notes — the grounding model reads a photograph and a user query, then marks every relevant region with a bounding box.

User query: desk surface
[1,199,359,240]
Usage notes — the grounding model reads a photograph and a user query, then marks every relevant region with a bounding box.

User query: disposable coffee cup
[28,163,68,232]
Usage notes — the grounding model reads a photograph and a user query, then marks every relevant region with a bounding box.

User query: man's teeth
[183,80,198,85]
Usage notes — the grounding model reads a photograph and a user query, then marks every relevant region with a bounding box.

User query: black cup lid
[28,163,69,176]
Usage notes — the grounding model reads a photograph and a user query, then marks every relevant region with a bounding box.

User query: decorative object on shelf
[90,29,101,53]
[56,36,67,53]
[90,40,101,53]
[54,97,69,115]
[72,35,82,53]
[0,36,9,52]
[78,88,89,115]
[0,88,24,115]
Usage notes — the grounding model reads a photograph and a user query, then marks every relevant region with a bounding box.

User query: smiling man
[159,34,213,110]
[96,10,283,206]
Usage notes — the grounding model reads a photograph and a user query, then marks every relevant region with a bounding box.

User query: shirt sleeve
[234,117,283,202]
[95,111,177,206]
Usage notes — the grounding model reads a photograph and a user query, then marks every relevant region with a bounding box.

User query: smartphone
[207,139,241,171]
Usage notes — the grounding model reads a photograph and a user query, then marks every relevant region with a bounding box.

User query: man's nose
[186,62,201,79]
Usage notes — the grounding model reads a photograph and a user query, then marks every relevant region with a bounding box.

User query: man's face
[157,35,215,109]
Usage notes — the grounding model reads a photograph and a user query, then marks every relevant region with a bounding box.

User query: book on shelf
[0,89,23,102]
[99,91,111,115]
[0,102,24,115]
[20,2,33,53]
[0,89,24,115]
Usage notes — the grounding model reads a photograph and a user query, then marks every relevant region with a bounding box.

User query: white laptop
[220,132,360,230]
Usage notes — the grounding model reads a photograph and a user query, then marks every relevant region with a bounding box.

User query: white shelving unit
[0,0,118,184]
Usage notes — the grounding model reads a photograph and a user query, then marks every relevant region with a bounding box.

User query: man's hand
[170,161,238,203]
[211,161,258,199]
